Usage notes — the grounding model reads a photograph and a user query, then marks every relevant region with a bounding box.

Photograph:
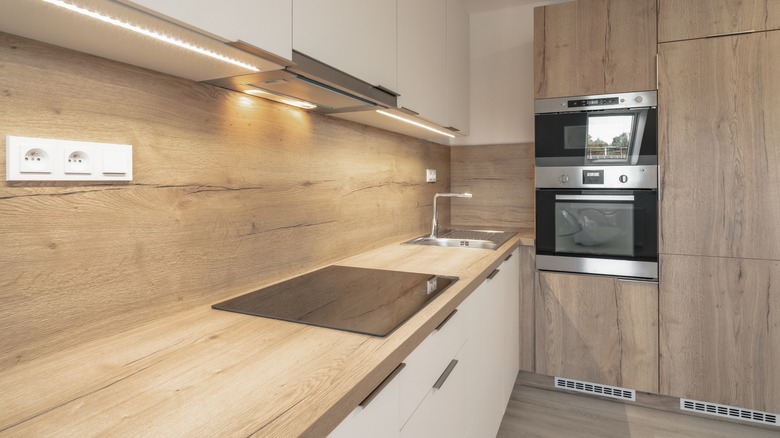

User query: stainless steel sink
[404,229,516,250]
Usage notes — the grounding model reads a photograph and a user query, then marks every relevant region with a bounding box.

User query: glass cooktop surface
[212,266,458,337]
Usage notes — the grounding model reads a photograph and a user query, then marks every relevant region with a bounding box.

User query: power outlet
[6,136,132,181]
[20,146,53,174]
[64,147,94,175]
[426,169,437,183]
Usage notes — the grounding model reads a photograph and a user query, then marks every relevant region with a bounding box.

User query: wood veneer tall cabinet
[658,5,780,413]
[658,0,780,42]
[535,271,658,394]
[533,0,657,99]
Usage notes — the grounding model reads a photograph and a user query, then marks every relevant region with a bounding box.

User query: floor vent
[554,377,636,402]
[680,399,779,427]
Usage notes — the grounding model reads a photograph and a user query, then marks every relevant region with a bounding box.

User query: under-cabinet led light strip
[377,110,456,138]
[41,0,260,72]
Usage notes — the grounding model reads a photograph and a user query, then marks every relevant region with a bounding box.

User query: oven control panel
[536,165,657,189]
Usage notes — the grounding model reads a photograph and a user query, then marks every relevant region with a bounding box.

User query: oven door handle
[555,194,635,202]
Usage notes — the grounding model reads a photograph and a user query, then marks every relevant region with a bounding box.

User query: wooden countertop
[0,230,534,437]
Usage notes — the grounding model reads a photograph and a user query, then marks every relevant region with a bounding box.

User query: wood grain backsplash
[0,32,450,370]
[450,143,534,228]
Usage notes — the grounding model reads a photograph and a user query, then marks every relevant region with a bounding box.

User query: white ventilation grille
[680,399,779,427]
[554,377,636,401]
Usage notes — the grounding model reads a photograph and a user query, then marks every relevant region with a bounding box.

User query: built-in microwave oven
[534,91,658,279]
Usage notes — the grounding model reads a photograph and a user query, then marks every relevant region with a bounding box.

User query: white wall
[453,0,568,146]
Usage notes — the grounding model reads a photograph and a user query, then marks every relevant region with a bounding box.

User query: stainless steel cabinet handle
[617,278,659,285]
[504,253,514,262]
[359,362,406,408]
[432,359,458,390]
[555,194,635,202]
[435,309,458,331]
[707,29,755,38]
[487,269,501,280]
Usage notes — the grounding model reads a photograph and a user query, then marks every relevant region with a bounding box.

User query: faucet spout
[430,192,472,238]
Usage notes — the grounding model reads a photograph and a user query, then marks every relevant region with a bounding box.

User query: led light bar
[41,0,260,72]
[377,110,456,138]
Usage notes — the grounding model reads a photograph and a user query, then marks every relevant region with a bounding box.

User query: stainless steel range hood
[204,51,398,114]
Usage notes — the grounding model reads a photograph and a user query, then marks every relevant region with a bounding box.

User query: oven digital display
[582,169,604,184]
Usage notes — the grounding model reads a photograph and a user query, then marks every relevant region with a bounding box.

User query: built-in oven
[534,91,658,279]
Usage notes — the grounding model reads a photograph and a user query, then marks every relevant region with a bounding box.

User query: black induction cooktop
[212,266,458,337]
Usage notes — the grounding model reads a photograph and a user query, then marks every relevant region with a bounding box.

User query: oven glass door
[536,189,658,262]
[535,108,657,167]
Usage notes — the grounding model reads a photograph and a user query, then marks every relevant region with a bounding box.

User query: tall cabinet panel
[658,32,780,260]
[658,0,780,42]
[533,0,657,99]
[535,271,658,394]
[660,254,780,412]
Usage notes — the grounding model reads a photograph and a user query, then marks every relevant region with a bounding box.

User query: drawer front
[399,308,466,426]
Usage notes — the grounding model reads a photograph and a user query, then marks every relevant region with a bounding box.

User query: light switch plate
[6,136,132,181]
[426,169,437,183]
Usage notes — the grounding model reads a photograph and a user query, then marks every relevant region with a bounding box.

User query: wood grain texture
[660,254,780,413]
[535,271,658,393]
[658,32,780,260]
[659,0,780,42]
[0,231,532,437]
[533,0,657,99]
[450,143,534,228]
[518,246,536,372]
[498,374,779,438]
[0,31,451,371]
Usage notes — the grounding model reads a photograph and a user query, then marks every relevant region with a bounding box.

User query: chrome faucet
[430,192,472,238]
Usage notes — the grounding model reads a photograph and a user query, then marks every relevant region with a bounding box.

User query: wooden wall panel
[660,254,780,412]
[450,143,534,228]
[0,32,450,371]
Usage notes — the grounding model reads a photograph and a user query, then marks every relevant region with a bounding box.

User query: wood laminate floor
[497,382,779,438]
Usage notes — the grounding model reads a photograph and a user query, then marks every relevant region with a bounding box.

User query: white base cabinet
[329,248,522,438]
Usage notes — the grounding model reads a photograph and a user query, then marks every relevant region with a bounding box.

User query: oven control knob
[559,174,569,184]
[619,175,629,183]
[635,95,644,103]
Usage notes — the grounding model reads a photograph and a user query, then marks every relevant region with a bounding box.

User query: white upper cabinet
[447,0,470,135]
[398,0,449,127]
[117,0,293,62]
[293,0,398,93]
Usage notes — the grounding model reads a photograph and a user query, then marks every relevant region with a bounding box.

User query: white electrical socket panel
[6,136,132,181]
[426,169,437,183]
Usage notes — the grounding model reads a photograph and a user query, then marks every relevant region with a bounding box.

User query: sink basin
[404,229,516,250]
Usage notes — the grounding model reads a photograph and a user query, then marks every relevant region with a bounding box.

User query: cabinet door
[293,0,397,92]
[461,267,506,438]
[400,352,465,438]
[658,32,780,260]
[535,271,658,393]
[328,367,401,438]
[398,0,448,126]
[533,0,657,99]
[659,0,780,42]
[446,0,469,134]
[499,249,522,403]
[120,0,292,61]
[660,254,780,413]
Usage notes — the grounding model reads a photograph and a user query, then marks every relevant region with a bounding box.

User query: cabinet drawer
[400,351,465,438]
[399,308,466,426]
